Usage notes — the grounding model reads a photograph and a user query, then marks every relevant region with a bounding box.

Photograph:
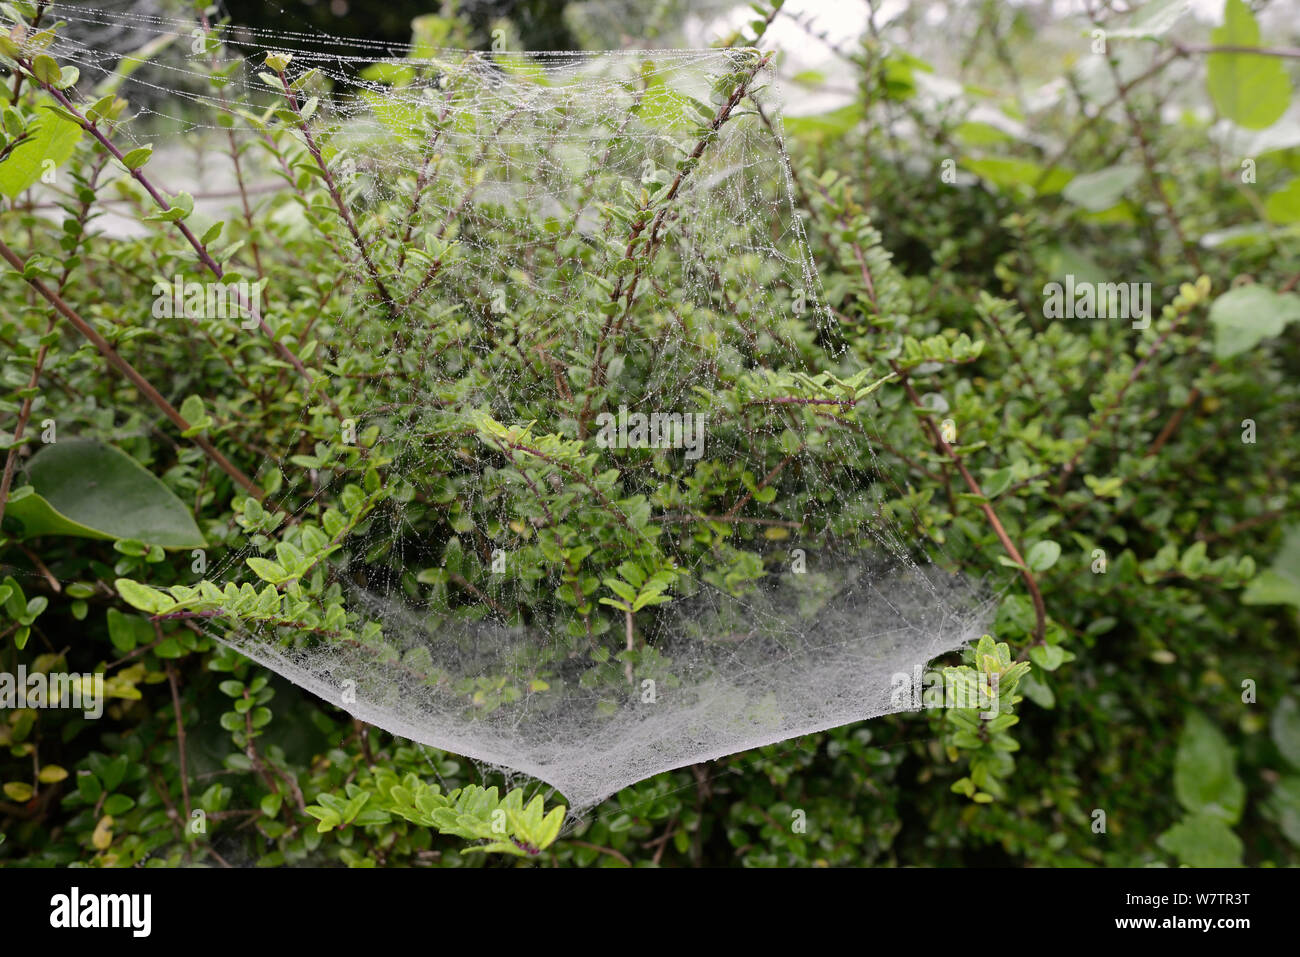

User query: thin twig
[162,653,192,864]
[0,237,265,499]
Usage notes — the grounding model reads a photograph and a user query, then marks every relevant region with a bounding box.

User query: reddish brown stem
[0,237,264,499]
[29,73,320,393]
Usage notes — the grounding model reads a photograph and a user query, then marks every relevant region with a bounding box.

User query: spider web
[37,3,988,811]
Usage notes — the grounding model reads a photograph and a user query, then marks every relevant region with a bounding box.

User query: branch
[0,237,264,500]
[893,365,1048,643]
[827,208,1048,643]
[1174,42,1300,59]
[22,68,323,394]
[274,69,400,317]
[576,52,773,437]
[163,653,192,830]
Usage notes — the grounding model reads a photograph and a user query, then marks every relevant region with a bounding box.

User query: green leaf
[1029,644,1065,671]
[1060,164,1142,212]
[531,804,565,849]
[1264,776,1300,847]
[1208,286,1300,359]
[4,439,205,548]
[781,103,863,144]
[616,562,646,589]
[305,805,342,832]
[179,394,205,422]
[143,205,187,224]
[3,781,33,802]
[247,557,289,584]
[1083,474,1123,498]
[1242,525,1300,607]
[604,578,638,603]
[105,608,149,652]
[1206,0,1292,130]
[120,145,153,171]
[21,596,47,623]
[0,109,82,198]
[178,394,212,436]
[86,94,116,121]
[97,755,128,792]
[1020,671,1055,709]
[114,578,174,615]
[965,156,1072,194]
[1265,178,1300,224]
[1026,540,1061,572]
[1157,813,1243,866]
[3,577,25,620]
[460,840,525,857]
[30,54,61,86]
[77,772,102,803]
[103,794,134,816]
[982,468,1013,498]
[1173,711,1244,824]
[1271,695,1300,770]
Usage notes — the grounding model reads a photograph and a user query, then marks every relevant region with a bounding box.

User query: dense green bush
[1,0,1299,867]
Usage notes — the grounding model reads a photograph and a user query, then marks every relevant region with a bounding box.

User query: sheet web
[37,3,987,810]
